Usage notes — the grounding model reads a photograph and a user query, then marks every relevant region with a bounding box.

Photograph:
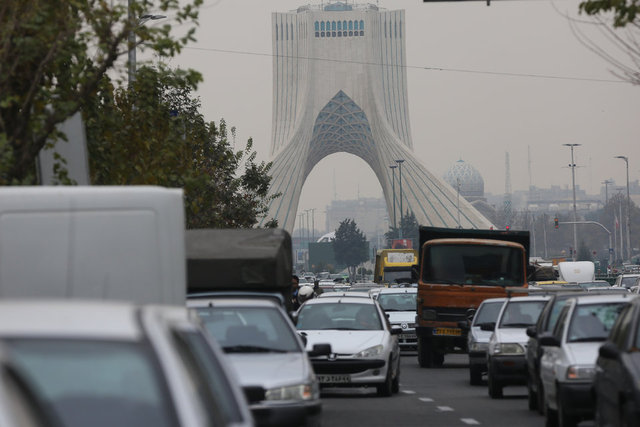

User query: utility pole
[309,208,316,243]
[389,165,397,233]
[542,213,548,259]
[615,156,631,262]
[602,179,613,204]
[563,144,581,261]
[396,159,405,239]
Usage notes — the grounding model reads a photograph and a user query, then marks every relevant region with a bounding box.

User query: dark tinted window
[8,339,177,427]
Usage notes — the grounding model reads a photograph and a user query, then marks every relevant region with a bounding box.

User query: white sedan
[295,296,401,396]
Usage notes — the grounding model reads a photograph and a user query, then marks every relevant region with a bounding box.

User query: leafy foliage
[85,65,278,228]
[579,0,640,27]
[385,211,419,248]
[0,0,201,184]
[333,218,369,280]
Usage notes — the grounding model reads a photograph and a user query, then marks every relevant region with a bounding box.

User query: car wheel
[487,366,503,399]
[527,376,538,411]
[536,376,545,415]
[620,400,634,427]
[557,392,577,427]
[376,358,394,397]
[392,363,400,394]
[545,403,558,427]
[469,364,483,386]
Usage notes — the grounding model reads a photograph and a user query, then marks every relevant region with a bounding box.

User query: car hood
[494,328,529,345]
[565,342,602,365]
[387,311,416,323]
[227,352,311,389]
[301,330,385,354]
[470,326,493,343]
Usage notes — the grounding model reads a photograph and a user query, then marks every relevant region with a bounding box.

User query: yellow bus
[374,249,418,285]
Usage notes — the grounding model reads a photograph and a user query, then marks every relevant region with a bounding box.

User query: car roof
[303,296,376,305]
[0,300,145,339]
[187,298,280,308]
[506,295,551,303]
[571,293,637,305]
[479,297,507,305]
[378,288,417,295]
[317,292,371,298]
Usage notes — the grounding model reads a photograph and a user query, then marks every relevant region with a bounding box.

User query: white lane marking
[401,390,416,394]
[436,406,454,412]
[419,397,434,402]
[461,418,480,425]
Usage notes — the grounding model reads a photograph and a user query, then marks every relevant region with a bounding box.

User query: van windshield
[422,244,524,287]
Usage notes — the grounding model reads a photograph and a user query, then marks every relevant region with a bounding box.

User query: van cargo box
[0,186,186,305]
[186,229,292,298]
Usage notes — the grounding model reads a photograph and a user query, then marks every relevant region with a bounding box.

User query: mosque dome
[443,159,485,200]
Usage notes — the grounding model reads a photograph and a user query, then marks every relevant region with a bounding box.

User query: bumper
[311,358,388,386]
[488,355,527,385]
[556,382,594,418]
[398,331,417,349]
[250,399,322,427]
[468,350,487,368]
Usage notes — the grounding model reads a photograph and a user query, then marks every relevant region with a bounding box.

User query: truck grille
[422,306,470,322]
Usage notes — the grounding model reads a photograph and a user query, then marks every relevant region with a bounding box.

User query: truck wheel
[433,352,444,367]
[417,337,432,368]
[469,364,482,385]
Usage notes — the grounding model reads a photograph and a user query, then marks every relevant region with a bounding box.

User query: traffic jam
[0,187,639,427]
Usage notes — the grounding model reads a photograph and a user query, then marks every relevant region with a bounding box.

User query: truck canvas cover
[419,226,530,261]
[186,229,292,297]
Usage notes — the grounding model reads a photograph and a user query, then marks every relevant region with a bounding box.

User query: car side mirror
[458,321,470,331]
[308,343,332,357]
[479,322,495,332]
[599,342,620,360]
[538,334,560,347]
[298,332,308,346]
[526,326,537,338]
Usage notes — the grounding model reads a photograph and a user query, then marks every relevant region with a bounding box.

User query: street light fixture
[563,144,581,260]
[614,155,631,261]
[395,159,405,240]
[389,165,397,234]
[128,0,166,86]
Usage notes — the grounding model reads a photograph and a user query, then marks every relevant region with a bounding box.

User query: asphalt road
[320,352,595,427]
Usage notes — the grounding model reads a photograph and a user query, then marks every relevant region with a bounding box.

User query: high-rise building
[261,2,492,231]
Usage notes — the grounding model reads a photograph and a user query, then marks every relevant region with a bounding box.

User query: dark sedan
[593,296,640,427]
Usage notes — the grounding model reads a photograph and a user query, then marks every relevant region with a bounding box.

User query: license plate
[401,333,417,339]
[433,327,462,336]
[317,375,351,384]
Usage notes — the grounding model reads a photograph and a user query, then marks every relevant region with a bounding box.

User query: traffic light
[505,225,510,231]
[554,217,559,229]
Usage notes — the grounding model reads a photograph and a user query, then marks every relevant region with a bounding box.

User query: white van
[557,261,595,283]
[0,186,185,305]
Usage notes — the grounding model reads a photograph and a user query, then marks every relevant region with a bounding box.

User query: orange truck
[416,226,530,368]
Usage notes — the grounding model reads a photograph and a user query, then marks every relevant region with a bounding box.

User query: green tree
[0,0,201,184]
[85,65,278,228]
[333,219,368,281]
[385,211,419,248]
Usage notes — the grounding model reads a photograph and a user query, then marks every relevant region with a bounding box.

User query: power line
[183,46,627,84]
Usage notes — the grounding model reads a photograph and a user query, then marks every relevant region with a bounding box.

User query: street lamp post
[395,159,405,240]
[389,165,397,235]
[563,144,581,260]
[615,156,631,262]
[602,179,613,204]
[456,177,461,228]
[127,1,165,86]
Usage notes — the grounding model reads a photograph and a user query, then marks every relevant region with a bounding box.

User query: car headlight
[469,342,488,352]
[354,344,384,358]
[566,365,595,381]
[265,382,318,401]
[492,343,524,355]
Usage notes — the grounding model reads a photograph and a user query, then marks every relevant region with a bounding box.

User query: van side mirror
[479,322,495,332]
[599,342,620,360]
[308,343,332,357]
[526,326,537,338]
[458,320,470,331]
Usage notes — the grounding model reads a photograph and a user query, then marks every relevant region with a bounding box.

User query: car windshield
[422,244,524,286]
[377,293,416,311]
[621,276,639,288]
[499,301,547,327]
[473,301,504,325]
[567,302,627,342]
[196,306,301,353]
[6,339,176,427]
[383,268,413,284]
[296,303,383,330]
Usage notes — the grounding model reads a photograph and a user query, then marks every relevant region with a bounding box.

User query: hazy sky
[162,0,639,229]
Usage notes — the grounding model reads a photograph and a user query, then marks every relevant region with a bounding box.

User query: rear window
[296,303,382,330]
[499,301,547,327]
[377,293,416,311]
[567,302,627,342]
[473,301,504,325]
